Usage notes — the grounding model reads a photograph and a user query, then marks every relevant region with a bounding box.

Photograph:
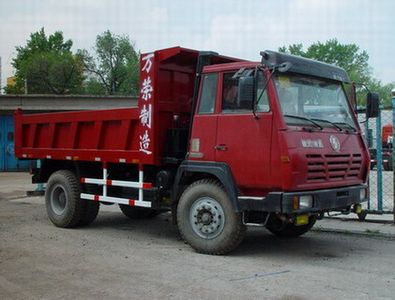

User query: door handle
[214,144,228,151]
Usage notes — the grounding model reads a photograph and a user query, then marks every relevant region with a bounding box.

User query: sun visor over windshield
[260,50,350,84]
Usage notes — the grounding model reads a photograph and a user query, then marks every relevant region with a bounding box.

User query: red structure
[15,46,375,254]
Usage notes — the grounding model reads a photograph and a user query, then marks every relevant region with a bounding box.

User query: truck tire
[78,201,100,226]
[45,170,84,228]
[176,179,246,255]
[119,205,159,219]
[357,210,368,221]
[266,215,317,238]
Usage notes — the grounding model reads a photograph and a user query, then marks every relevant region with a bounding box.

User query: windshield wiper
[334,122,356,132]
[311,118,343,131]
[283,114,323,130]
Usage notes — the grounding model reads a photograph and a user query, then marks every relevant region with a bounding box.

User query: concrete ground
[1,172,395,299]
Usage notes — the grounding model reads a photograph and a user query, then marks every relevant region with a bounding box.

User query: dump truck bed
[14,47,243,166]
[14,107,148,164]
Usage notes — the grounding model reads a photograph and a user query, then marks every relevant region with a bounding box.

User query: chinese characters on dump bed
[139,53,154,155]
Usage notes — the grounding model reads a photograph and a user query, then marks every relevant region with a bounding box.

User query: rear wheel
[78,201,100,226]
[176,179,246,255]
[45,170,84,228]
[266,215,317,237]
[119,205,160,219]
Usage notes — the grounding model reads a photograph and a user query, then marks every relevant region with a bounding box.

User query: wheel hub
[190,197,225,239]
[50,184,67,215]
[200,212,212,225]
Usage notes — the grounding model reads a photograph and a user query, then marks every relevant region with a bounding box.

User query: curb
[312,225,395,239]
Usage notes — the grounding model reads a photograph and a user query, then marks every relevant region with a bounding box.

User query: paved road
[1,194,394,300]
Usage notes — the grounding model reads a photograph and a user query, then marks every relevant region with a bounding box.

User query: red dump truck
[15,46,379,254]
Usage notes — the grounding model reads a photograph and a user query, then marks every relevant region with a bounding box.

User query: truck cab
[175,51,371,241]
[190,52,369,193]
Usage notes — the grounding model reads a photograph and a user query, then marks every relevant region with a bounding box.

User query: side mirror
[366,92,379,118]
[237,76,254,108]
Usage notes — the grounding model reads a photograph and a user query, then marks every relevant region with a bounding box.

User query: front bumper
[238,184,368,214]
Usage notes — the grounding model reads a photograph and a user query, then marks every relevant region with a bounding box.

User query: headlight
[299,195,313,209]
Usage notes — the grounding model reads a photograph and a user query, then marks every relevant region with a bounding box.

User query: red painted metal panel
[216,113,274,189]
[14,47,243,166]
[15,108,144,164]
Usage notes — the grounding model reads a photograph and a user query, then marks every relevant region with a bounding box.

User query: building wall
[0,115,31,171]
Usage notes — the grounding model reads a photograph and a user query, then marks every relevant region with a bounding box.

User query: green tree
[79,30,139,95]
[83,78,107,95]
[278,39,395,106]
[278,43,305,57]
[5,28,84,94]
[367,79,395,108]
[279,39,371,83]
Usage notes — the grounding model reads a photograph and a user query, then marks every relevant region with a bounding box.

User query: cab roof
[202,49,350,83]
[261,50,350,83]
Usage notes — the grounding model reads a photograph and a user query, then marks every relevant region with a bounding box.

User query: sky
[0,0,394,90]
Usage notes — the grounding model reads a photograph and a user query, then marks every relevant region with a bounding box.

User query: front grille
[306,153,362,182]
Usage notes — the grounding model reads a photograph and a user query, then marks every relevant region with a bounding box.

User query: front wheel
[176,179,246,255]
[266,215,317,238]
[357,210,368,221]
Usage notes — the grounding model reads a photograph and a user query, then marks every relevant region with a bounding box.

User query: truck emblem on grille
[329,135,340,152]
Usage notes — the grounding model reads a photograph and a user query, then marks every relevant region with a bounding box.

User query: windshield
[274,74,356,130]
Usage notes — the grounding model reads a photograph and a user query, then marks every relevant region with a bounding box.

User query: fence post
[376,107,383,211]
[365,116,371,210]
[392,89,395,223]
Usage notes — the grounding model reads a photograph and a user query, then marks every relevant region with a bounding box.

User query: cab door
[189,73,218,161]
[215,71,273,190]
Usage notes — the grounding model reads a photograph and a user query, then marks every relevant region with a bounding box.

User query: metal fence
[359,101,395,220]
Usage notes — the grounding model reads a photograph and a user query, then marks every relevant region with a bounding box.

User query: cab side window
[222,71,269,113]
[198,73,218,114]
[222,72,243,112]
